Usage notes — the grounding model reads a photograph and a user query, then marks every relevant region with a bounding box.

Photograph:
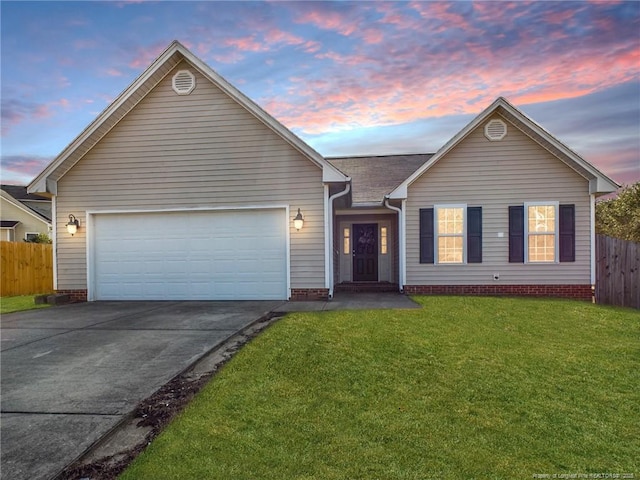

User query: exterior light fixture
[293,208,304,231]
[66,214,80,236]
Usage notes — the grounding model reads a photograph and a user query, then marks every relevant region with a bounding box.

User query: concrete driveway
[0,300,282,480]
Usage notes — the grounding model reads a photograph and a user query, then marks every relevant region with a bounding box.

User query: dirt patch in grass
[58,313,283,480]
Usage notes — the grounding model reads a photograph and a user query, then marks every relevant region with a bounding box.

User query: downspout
[327,182,351,298]
[52,195,58,291]
[384,196,404,292]
[590,193,596,301]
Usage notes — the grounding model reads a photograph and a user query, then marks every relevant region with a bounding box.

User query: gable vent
[484,119,507,141]
[172,70,196,95]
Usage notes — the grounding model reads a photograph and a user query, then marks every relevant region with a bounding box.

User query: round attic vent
[484,119,507,141]
[172,70,195,95]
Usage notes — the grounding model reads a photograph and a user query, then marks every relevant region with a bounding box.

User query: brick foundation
[403,284,593,301]
[55,289,88,302]
[290,288,330,301]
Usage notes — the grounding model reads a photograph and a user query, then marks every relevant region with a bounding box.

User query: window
[527,204,556,262]
[509,203,575,263]
[419,206,482,264]
[343,227,350,255]
[25,232,39,242]
[380,226,388,255]
[436,206,465,263]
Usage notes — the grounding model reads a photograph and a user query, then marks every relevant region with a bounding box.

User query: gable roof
[1,185,52,221]
[0,189,52,225]
[388,97,620,199]
[28,40,348,195]
[328,154,432,206]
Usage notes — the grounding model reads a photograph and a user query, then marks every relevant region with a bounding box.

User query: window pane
[438,236,463,263]
[528,234,555,262]
[343,228,350,255]
[528,205,555,233]
[438,207,464,234]
[380,227,387,255]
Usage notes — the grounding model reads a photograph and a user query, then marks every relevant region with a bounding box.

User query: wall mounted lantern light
[66,214,80,236]
[293,208,304,231]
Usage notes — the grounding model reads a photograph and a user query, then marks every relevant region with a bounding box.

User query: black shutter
[467,207,482,263]
[509,205,524,263]
[419,208,434,264]
[559,204,575,262]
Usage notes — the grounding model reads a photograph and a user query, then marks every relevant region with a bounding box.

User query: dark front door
[353,223,378,281]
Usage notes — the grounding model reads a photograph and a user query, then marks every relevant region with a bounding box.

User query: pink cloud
[0,155,54,184]
[128,42,168,69]
[224,36,268,53]
[294,8,359,36]
[362,28,384,45]
[105,68,124,77]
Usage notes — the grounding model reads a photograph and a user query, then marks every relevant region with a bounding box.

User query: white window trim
[435,204,467,265]
[25,231,40,241]
[524,201,559,264]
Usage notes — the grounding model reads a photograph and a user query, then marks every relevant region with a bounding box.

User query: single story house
[28,41,619,302]
[1,185,52,242]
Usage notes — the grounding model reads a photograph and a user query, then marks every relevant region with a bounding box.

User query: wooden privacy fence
[596,235,640,309]
[0,241,53,297]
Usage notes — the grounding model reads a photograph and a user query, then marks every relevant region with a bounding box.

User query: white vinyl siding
[406,113,590,285]
[55,61,325,292]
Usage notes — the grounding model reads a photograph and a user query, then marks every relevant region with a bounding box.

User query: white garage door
[92,209,287,300]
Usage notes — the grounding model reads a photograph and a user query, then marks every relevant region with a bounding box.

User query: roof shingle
[328,154,433,205]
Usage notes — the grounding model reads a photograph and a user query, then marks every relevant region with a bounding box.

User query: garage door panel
[93,210,287,300]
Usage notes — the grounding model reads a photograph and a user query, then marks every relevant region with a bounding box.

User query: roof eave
[388,96,620,198]
[28,40,348,195]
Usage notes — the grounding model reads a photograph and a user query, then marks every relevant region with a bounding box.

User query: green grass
[121,297,639,479]
[1,295,51,314]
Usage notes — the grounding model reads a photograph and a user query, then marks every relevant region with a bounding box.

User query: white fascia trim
[389,99,504,199]
[29,44,182,195]
[176,45,348,184]
[29,41,348,194]
[388,96,620,199]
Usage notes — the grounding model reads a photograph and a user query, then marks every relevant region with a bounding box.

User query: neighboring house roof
[328,154,432,206]
[28,40,348,195]
[1,220,20,228]
[0,185,52,221]
[389,97,620,199]
[0,188,52,224]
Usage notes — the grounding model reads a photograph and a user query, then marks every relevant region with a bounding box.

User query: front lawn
[121,297,639,479]
[1,295,51,314]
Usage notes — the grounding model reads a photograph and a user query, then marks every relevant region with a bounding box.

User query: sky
[1,1,639,188]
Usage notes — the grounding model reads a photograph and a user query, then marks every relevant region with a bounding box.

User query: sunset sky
[1,1,639,187]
